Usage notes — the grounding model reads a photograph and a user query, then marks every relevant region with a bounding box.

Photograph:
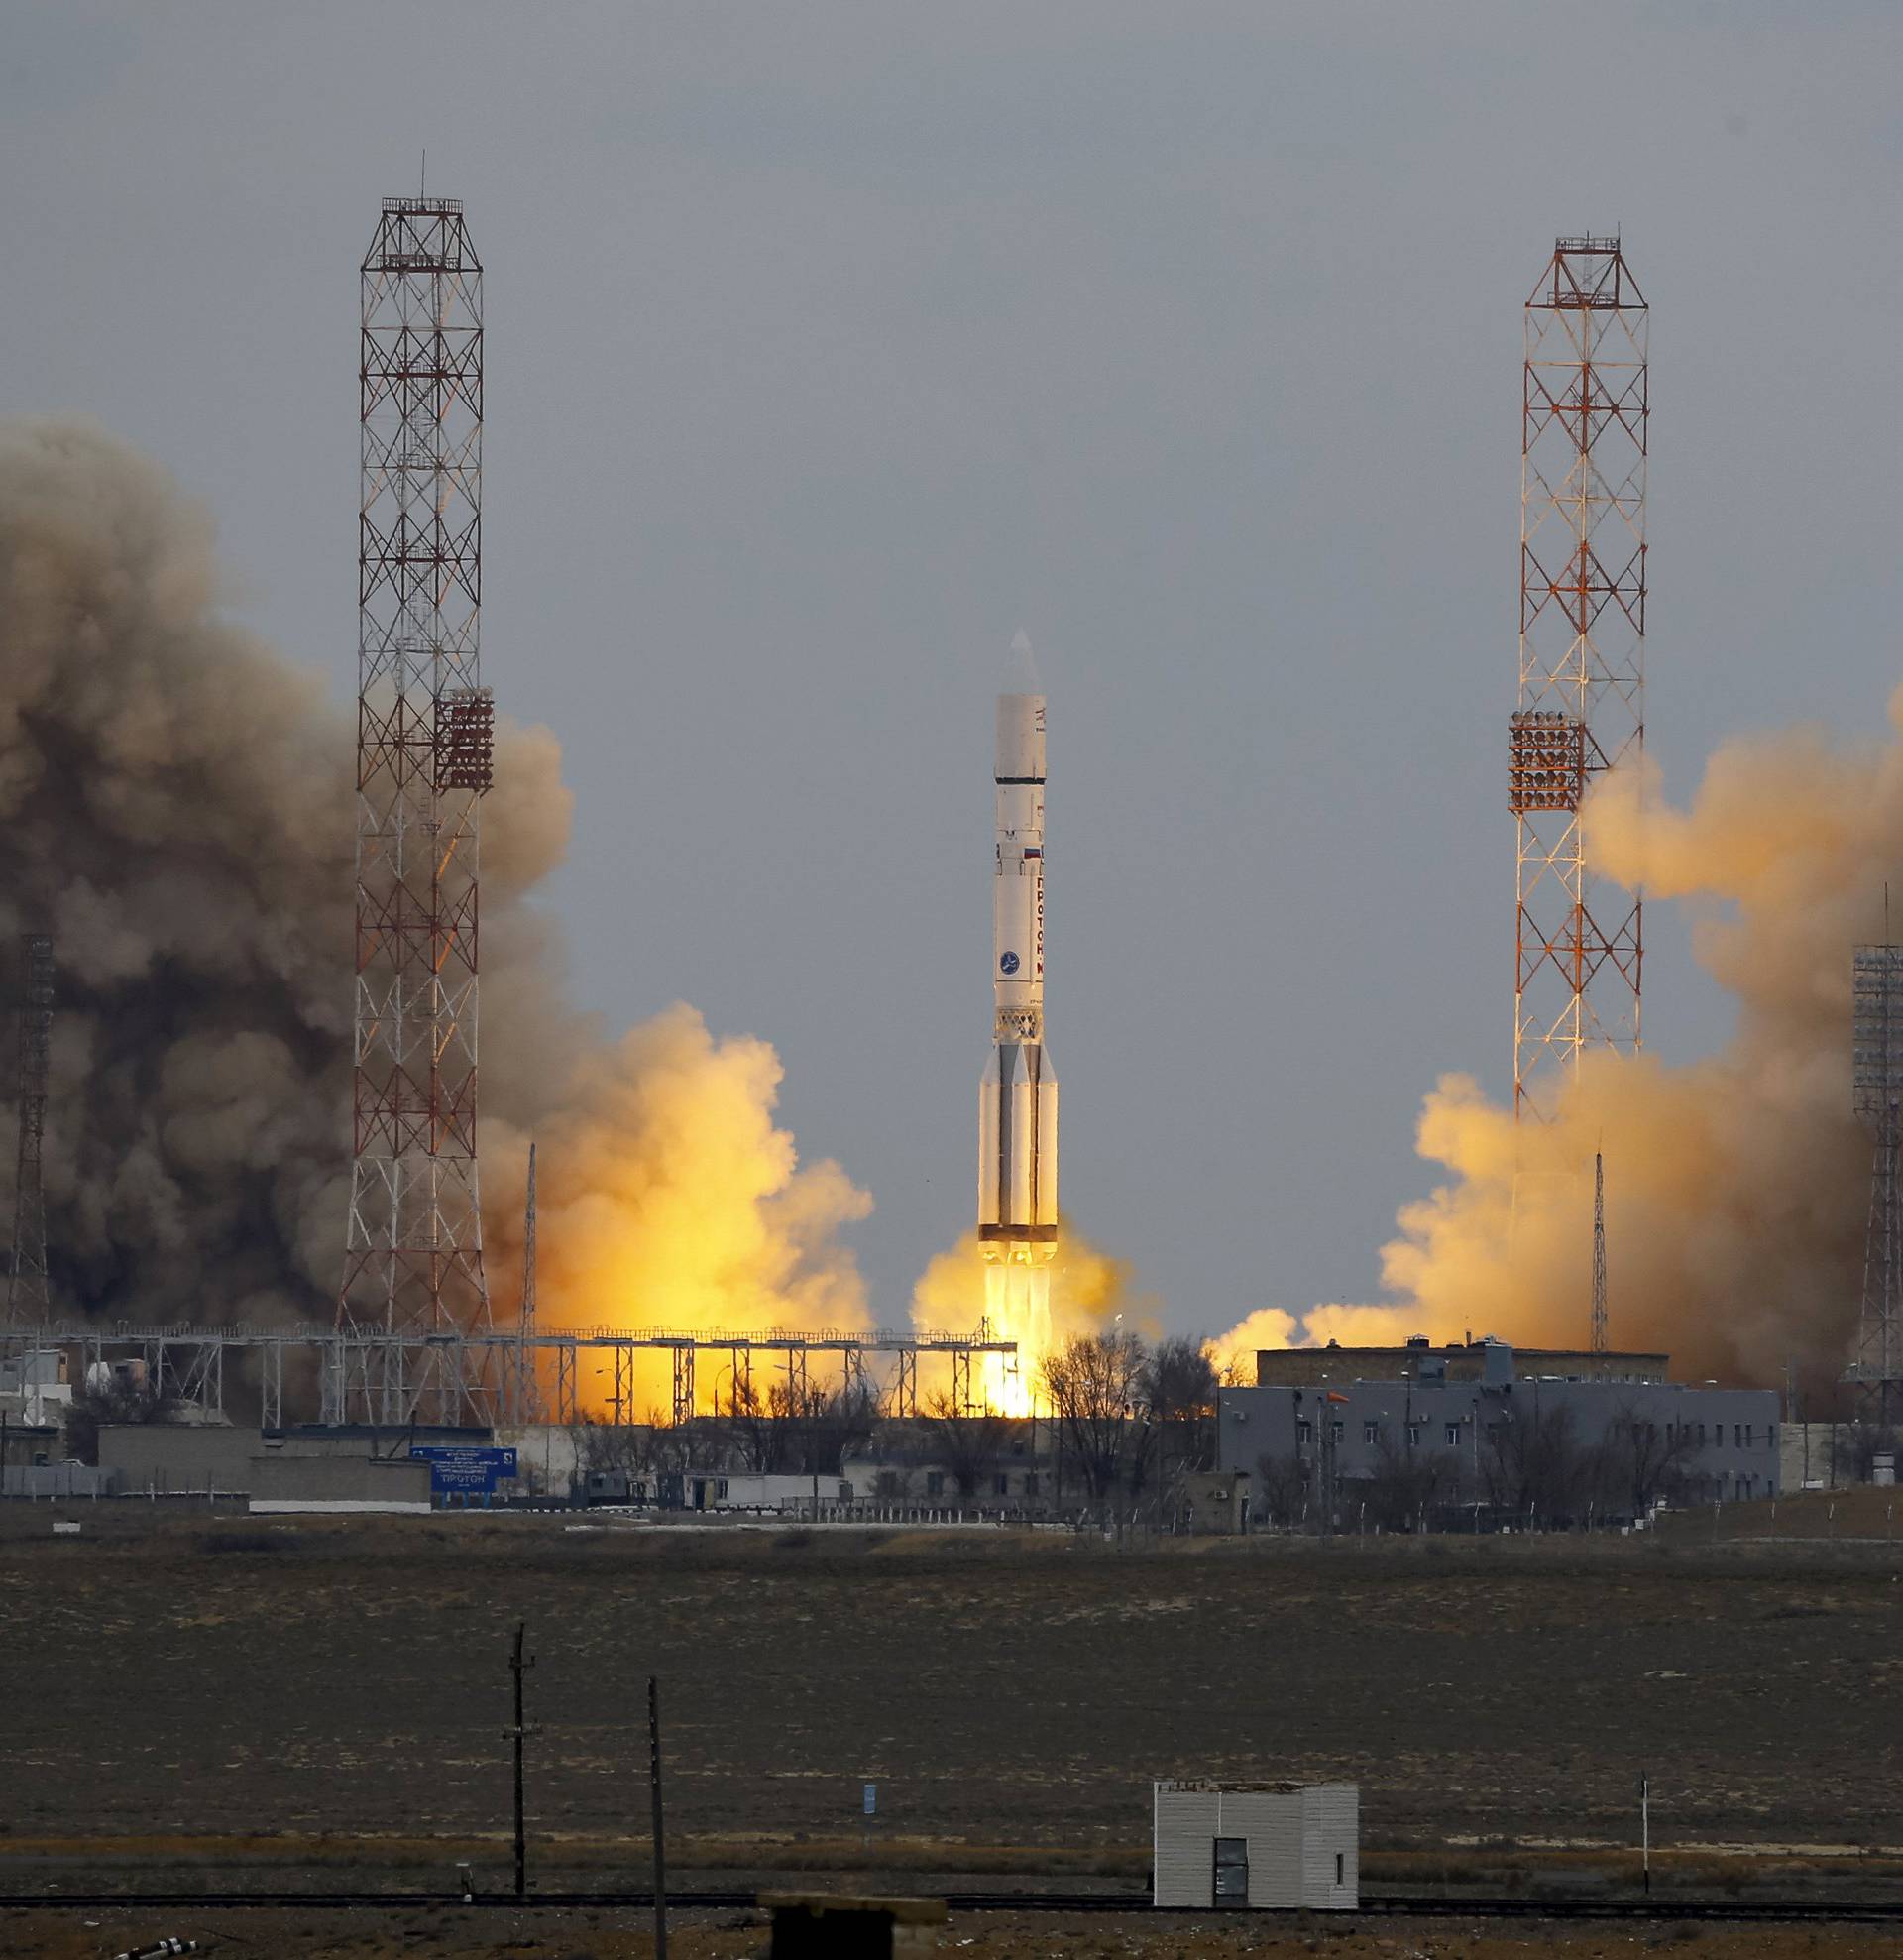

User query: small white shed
[1152,1778,1358,1909]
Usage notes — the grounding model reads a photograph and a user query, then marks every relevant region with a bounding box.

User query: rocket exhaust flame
[970,653,1061,1410]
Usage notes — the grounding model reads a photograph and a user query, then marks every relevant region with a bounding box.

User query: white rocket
[979,638,1058,1253]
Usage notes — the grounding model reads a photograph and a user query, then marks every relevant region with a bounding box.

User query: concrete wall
[1780,1422,1860,1489]
[3,1462,117,1498]
[102,1425,495,1493]
[249,1454,431,1513]
[101,1425,259,1491]
[498,1424,580,1494]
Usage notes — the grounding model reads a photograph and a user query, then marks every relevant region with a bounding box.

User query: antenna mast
[512,1142,542,1425]
[1851,943,1903,1421]
[7,934,53,1325]
[1590,1150,1607,1360]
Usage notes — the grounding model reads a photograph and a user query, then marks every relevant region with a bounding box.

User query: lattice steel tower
[333,196,497,1425]
[1511,238,1647,1121]
[7,935,53,1324]
[1851,945,1903,1420]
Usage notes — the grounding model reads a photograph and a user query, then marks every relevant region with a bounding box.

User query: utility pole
[648,1674,669,1960]
[1591,1150,1608,1365]
[507,1622,534,1899]
[514,1143,541,1427]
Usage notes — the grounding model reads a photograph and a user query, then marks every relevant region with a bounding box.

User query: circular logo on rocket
[999,952,1020,975]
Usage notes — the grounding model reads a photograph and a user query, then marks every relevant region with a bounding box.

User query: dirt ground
[5,1905,1903,1958]
[2,1504,1901,1953]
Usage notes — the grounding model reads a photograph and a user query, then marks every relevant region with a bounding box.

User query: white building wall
[1152,1786,1220,1906]
[1153,1782,1358,1910]
[1299,1783,1359,1907]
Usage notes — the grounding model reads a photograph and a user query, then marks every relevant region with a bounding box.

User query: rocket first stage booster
[979,675,1058,1250]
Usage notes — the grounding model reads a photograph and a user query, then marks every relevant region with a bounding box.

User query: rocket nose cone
[1005,628,1042,694]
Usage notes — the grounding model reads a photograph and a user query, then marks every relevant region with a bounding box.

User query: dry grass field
[2,1501,1901,1951]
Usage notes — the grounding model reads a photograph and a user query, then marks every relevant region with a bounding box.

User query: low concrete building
[1220,1338,1779,1524]
[1153,1779,1358,1909]
[1176,1470,1251,1535]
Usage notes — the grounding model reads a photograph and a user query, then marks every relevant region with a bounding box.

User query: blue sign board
[410,1445,518,1495]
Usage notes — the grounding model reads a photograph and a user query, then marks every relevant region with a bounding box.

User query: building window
[1025,1472,1039,1496]
[994,1472,1010,1496]
[1297,1419,1312,1445]
[1407,1424,1422,1447]
[1330,1421,1344,1444]
[1735,1424,1743,1448]
[1336,1852,1345,1887]
[1698,1424,1706,1446]
[1363,1422,1380,1445]
[1444,1424,1461,1447]
[926,1471,944,1496]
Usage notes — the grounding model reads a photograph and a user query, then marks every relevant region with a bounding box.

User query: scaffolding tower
[333,195,497,1425]
[1851,944,1903,1419]
[1513,237,1647,1121]
[7,934,54,1324]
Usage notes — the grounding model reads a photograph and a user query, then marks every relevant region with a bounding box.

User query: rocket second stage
[979,683,1058,1249]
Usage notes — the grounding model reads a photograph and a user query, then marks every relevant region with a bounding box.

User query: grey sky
[3,2,1899,1335]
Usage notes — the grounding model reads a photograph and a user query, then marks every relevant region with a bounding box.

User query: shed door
[1213,1836,1249,1906]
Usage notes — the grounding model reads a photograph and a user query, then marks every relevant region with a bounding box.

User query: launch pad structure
[1511,237,1648,1122]
[5,1323,1020,1433]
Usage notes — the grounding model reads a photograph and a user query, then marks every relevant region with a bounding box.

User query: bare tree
[727,1378,796,1473]
[1362,1437,1458,1533]
[1042,1329,1152,1503]
[1144,1337,1220,1479]
[1605,1402,1698,1518]
[1481,1401,1596,1525]
[923,1391,1011,1498]
[1252,1449,1310,1529]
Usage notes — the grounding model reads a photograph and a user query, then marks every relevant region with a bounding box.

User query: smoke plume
[0,419,870,1347]
[1221,704,1903,1390]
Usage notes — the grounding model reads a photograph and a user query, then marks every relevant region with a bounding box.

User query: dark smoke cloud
[0,419,869,1336]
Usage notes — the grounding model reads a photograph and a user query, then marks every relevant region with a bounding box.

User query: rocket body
[979,687,1058,1250]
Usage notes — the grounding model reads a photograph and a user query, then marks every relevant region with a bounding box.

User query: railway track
[2,1889,1902,1922]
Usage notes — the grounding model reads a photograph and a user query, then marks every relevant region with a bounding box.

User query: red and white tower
[334,196,497,1424]
[1511,237,1647,1121]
